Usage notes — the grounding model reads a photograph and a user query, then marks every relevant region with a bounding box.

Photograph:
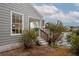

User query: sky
[32,3,79,26]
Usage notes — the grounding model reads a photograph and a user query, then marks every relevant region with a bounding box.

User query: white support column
[39,20,41,37]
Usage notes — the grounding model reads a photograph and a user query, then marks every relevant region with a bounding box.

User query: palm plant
[45,20,64,46]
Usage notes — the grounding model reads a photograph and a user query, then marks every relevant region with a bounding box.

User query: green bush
[66,35,72,42]
[71,34,79,49]
[19,29,37,48]
[75,29,79,35]
[70,33,79,55]
[33,28,39,36]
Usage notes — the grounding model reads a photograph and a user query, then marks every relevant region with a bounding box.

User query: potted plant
[19,29,37,48]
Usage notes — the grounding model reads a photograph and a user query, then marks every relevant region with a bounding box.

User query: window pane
[12,24,15,29]
[12,29,16,34]
[15,29,19,33]
[20,24,22,33]
[15,24,20,28]
[19,15,22,24]
[15,14,20,23]
[20,29,22,33]
[19,15,22,33]
[15,24,20,33]
[12,14,15,23]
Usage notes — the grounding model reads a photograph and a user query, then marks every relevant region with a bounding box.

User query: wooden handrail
[40,28,49,41]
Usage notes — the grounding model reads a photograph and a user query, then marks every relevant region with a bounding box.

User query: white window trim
[11,11,24,36]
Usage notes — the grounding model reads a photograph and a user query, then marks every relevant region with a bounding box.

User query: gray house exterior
[0,3,43,52]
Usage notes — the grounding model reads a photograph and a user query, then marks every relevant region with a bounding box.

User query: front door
[29,17,40,36]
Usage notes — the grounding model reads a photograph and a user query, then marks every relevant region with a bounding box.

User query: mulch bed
[0,45,72,56]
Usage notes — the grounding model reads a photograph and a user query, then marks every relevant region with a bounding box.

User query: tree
[45,20,64,46]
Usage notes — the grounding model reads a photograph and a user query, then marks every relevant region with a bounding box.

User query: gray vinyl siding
[0,3,42,46]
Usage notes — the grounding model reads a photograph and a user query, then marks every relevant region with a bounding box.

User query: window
[29,17,40,29]
[11,11,24,35]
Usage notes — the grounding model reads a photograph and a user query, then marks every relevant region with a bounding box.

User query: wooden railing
[40,28,49,41]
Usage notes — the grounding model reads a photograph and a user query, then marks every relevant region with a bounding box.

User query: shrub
[70,33,79,55]
[33,28,39,36]
[66,35,72,42]
[19,29,37,48]
[45,20,64,45]
[75,29,79,35]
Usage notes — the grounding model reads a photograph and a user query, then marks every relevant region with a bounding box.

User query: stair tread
[37,36,48,46]
[39,40,45,41]
[41,43,47,45]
